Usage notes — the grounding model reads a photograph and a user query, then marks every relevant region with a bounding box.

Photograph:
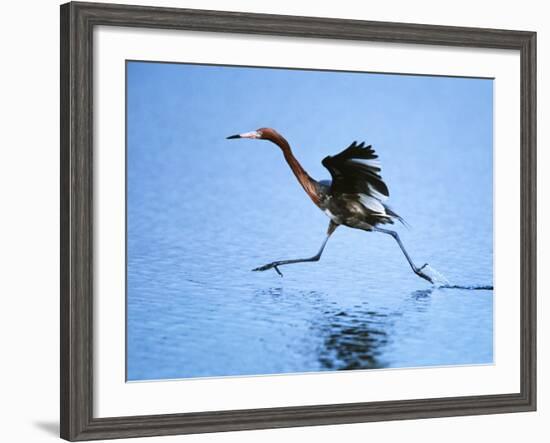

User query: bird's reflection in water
[316,309,390,370]
[411,288,434,300]
[253,287,442,373]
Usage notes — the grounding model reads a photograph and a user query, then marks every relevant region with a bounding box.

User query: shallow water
[126,63,493,381]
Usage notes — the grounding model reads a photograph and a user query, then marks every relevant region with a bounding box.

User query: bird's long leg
[373,227,433,284]
[253,221,338,276]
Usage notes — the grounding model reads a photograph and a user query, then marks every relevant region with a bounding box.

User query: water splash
[421,264,450,286]
[422,265,493,290]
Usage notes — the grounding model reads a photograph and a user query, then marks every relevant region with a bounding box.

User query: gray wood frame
[60,1,536,441]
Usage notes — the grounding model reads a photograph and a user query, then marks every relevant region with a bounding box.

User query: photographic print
[126,60,494,381]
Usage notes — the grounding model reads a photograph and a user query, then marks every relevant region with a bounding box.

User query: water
[126,62,493,381]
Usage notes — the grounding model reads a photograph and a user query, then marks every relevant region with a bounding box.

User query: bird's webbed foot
[252,262,284,277]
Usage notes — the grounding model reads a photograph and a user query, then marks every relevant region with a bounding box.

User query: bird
[226,127,433,283]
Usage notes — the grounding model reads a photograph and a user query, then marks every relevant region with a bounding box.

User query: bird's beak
[226,131,260,140]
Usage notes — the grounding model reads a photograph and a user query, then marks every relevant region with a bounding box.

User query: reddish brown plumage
[258,128,321,205]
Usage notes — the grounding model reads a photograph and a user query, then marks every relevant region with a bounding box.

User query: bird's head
[226,127,280,142]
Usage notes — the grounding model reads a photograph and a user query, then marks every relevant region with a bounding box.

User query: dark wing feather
[321,141,389,198]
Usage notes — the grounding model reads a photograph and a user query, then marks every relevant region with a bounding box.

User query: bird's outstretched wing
[321,141,389,199]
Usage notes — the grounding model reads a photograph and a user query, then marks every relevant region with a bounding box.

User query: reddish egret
[227,127,433,283]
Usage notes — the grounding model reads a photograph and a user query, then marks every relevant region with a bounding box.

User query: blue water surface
[126,61,493,381]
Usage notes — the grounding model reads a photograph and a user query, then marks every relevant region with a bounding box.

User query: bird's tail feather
[385,205,410,229]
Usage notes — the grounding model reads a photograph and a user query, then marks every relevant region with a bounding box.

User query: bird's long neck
[267,132,320,205]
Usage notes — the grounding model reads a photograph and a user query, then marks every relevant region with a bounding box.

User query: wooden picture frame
[60,1,536,440]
